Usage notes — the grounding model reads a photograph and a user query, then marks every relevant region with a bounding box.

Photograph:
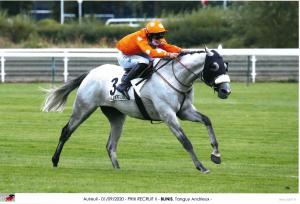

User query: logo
[110,94,128,101]
[0,194,15,202]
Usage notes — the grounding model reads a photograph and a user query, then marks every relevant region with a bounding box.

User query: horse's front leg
[178,104,221,164]
[158,109,209,173]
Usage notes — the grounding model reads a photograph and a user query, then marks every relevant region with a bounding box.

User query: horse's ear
[217,44,223,56]
[204,45,214,56]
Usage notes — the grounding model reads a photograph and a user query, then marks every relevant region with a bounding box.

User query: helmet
[145,20,167,34]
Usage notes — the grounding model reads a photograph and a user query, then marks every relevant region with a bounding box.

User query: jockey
[116,19,189,100]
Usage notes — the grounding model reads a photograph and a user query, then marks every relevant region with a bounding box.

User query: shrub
[163,8,235,47]
[229,1,298,48]
[36,19,62,43]
[0,2,298,48]
[56,21,136,45]
[2,14,36,43]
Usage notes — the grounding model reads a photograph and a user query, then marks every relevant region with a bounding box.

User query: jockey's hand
[168,52,179,59]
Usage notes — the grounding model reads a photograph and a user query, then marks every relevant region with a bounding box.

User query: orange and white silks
[116,28,181,58]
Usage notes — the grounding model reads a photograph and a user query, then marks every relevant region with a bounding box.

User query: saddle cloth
[110,58,162,101]
[110,78,146,101]
[110,78,152,120]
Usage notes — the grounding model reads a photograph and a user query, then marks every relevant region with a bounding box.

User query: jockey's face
[151,38,161,46]
[148,32,165,46]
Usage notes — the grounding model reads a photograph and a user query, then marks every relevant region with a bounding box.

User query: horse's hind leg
[100,106,126,169]
[52,98,97,167]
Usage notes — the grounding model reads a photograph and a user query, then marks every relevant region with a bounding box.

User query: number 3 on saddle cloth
[110,62,154,102]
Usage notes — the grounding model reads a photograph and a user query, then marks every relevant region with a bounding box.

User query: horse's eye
[211,62,219,71]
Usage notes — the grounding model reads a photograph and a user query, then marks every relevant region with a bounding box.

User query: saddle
[110,61,154,101]
[109,59,172,121]
[134,61,154,84]
[110,75,152,120]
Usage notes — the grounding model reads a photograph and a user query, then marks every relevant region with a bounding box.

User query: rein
[135,51,206,113]
[136,52,205,124]
[172,57,203,88]
[134,58,172,86]
[154,52,204,94]
[175,57,201,79]
[155,71,188,95]
[172,60,191,88]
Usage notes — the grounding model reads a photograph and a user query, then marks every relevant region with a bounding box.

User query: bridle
[135,51,212,116]
[153,51,205,92]
[137,51,216,95]
[172,57,203,88]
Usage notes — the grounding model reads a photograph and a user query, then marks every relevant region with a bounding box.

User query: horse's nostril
[221,89,227,94]
[221,89,231,95]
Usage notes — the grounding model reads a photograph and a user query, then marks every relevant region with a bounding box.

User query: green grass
[0,82,298,193]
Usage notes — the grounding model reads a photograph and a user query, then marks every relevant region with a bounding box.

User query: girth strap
[134,89,152,120]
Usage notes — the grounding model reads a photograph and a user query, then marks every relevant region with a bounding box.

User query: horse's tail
[42,72,88,112]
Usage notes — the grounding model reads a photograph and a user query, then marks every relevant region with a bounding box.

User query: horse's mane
[153,51,206,72]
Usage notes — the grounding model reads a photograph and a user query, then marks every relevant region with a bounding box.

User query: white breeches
[117,52,151,70]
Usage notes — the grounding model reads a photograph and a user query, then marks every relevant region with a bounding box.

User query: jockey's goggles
[152,32,165,39]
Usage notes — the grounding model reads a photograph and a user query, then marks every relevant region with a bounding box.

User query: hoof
[201,168,210,174]
[107,150,120,169]
[211,154,221,164]
[113,162,120,169]
[52,157,59,167]
[196,166,210,174]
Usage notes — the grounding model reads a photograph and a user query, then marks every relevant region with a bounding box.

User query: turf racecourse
[0,82,298,193]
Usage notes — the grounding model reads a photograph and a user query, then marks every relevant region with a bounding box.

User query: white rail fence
[0,48,298,83]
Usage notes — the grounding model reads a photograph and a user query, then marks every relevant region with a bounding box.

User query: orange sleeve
[158,38,181,53]
[136,37,169,58]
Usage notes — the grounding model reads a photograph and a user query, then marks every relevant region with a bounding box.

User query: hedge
[0,2,298,48]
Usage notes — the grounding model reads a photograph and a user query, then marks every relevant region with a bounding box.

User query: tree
[232,1,298,48]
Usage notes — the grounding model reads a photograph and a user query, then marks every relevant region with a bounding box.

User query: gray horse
[42,46,231,173]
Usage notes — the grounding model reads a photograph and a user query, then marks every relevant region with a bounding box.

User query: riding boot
[116,63,148,100]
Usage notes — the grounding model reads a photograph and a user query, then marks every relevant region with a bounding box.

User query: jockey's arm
[158,39,191,55]
[137,38,170,58]
[158,38,182,53]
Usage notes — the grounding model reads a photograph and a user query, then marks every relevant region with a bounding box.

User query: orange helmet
[145,20,167,34]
